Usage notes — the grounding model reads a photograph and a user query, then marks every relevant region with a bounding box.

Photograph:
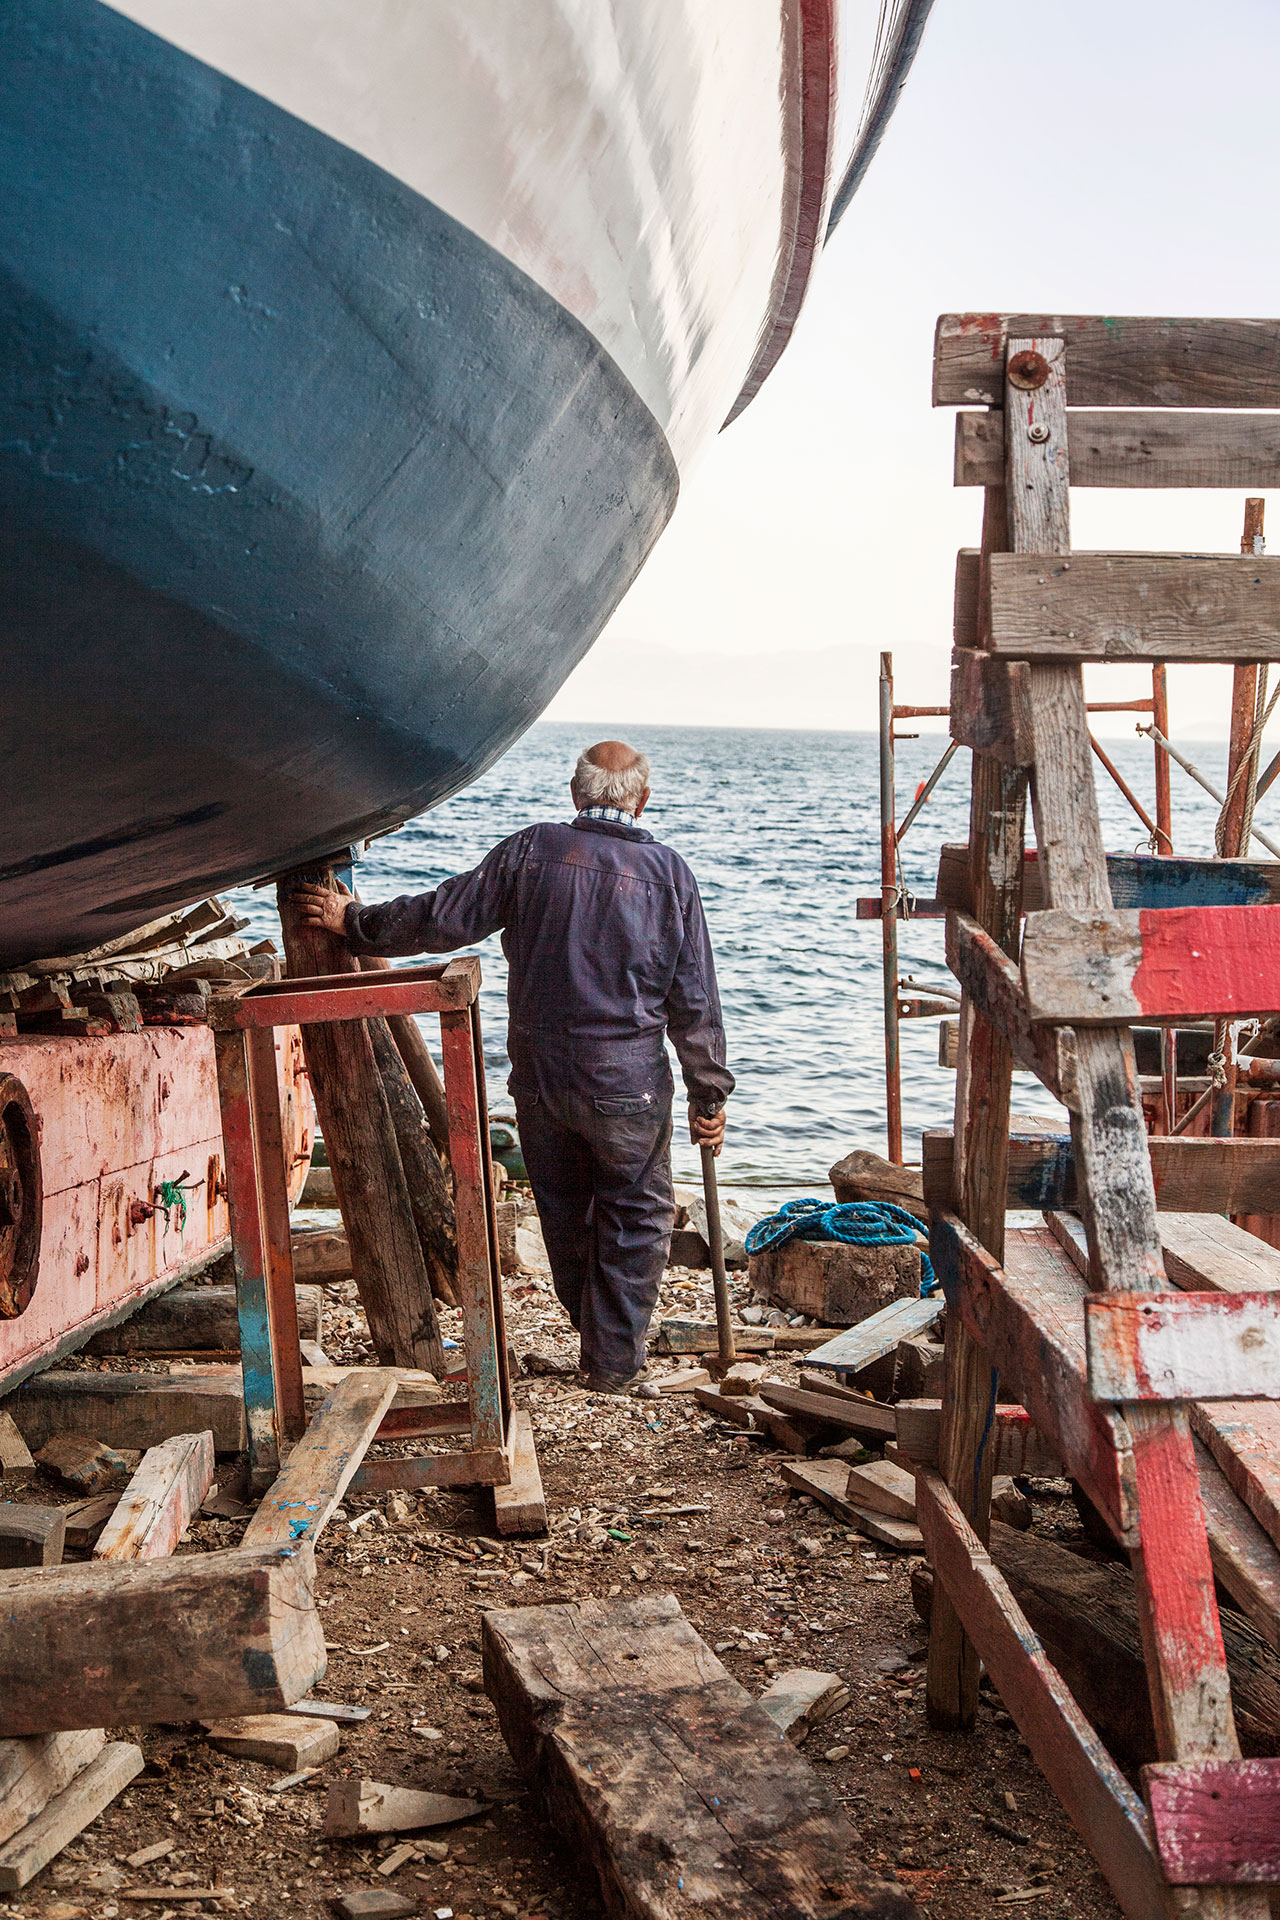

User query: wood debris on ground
[0,1227,1132,1918]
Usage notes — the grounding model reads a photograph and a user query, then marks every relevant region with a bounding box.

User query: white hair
[573,746,650,811]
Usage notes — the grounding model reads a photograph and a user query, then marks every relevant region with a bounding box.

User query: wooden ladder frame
[210,958,534,1514]
[922,314,1280,1918]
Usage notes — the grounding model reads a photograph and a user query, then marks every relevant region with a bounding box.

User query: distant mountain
[544,639,945,731]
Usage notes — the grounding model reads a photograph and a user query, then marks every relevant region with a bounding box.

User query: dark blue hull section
[0,0,677,963]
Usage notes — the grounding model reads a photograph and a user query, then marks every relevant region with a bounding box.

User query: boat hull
[0,0,678,962]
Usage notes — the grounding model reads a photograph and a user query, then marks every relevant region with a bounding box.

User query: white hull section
[101,0,855,465]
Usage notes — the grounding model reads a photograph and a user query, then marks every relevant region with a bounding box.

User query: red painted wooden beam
[1022,902,1280,1023]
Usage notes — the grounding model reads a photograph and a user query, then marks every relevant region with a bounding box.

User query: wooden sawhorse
[210,957,544,1534]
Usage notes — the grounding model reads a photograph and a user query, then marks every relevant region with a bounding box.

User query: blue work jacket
[343,816,734,1113]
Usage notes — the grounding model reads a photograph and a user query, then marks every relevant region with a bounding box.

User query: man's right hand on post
[290,882,351,938]
[689,1103,726,1157]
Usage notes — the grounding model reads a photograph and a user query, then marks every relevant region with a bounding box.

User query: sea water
[230,722,1233,1196]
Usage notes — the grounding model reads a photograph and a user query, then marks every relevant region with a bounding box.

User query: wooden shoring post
[1152,665,1173,854]
[246,1026,305,1445]
[879,652,903,1162]
[276,867,443,1373]
[213,1027,279,1487]
[439,1003,509,1461]
[926,464,1022,1729]
[1009,339,1261,1919]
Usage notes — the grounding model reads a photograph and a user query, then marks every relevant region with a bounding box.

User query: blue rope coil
[744,1197,937,1296]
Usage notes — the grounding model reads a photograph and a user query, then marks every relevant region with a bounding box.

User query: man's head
[570,740,651,819]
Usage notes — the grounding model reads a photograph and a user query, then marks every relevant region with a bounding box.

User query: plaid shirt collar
[576,805,637,826]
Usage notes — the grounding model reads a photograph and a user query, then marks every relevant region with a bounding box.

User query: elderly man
[294,740,733,1393]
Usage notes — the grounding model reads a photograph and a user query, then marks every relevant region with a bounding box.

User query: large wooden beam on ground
[1160,1214,1280,1294]
[988,552,1280,664]
[924,1126,1280,1216]
[756,1380,896,1440]
[93,1431,215,1561]
[11,1368,246,1452]
[86,1281,322,1354]
[915,1470,1170,1920]
[955,408,1280,490]
[276,870,444,1373]
[933,313,1280,410]
[1021,902,1280,1023]
[482,1593,916,1920]
[0,1543,323,1736]
[241,1371,397,1552]
[914,1518,1280,1769]
[928,1216,1138,1544]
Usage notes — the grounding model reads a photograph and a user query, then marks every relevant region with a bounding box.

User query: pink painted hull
[0,1027,312,1387]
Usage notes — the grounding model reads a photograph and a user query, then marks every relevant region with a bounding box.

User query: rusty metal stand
[211,957,542,1529]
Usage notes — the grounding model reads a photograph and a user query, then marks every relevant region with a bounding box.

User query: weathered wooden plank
[0,1544,323,1736]
[482,1594,915,1920]
[929,1216,1137,1542]
[241,1371,397,1552]
[929,463,1029,1734]
[0,1741,144,1891]
[0,1412,33,1471]
[756,1380,896,1439]
[86,1281,322,1354]
[925,1127,1280,1216]
[944,911,1063,1098]
[934,313,1280,410]
[1195,1441,1280,1656]
[0,1506,65,1569]
[1022,903,1280,1023]
[1161,1214,1280,1294]
[846,1457,918,1521]
[914,1470,1170,1920]
[990,552,1280,663]
[0,1729,105,1847]
[1087,1293,1280,1402]
[948,647,1034,765]
[93,1431,215,1562]
[938,846,1280,916]
[802,1296,943,1373]
[780,1458,923,1549]
[12,1369,246,1452]
[492,1408,546,1538]
[895,1398,1064,1477]
[1143,1758,1280,1885]
[956,408,1280,489]
[203,1714,339,1769]
[1192,1400,1280,1561]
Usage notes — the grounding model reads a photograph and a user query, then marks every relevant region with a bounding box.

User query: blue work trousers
[514,1077,675,1381]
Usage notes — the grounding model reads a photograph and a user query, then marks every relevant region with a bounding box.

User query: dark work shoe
[583,1370,634,1395]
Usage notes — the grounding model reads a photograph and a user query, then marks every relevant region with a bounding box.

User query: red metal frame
[211,958,512,1494]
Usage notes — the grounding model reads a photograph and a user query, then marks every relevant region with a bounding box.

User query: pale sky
[548,0,1280,740]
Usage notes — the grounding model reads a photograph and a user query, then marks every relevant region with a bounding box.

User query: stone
[331,1891,417,1919]
[681,1193,757,1269]
[748,1237,920,1327]
[495,1199,520,1276]
[668,1228,710,1269]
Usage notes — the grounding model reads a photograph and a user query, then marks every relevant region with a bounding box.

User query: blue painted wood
[0,0,678,963]
[1107,855,1280,911]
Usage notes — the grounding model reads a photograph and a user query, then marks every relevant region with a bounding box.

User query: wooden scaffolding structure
[917,314,1280,1916]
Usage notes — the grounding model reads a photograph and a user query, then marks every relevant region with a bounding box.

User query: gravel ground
[0,1247,1127,1920]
